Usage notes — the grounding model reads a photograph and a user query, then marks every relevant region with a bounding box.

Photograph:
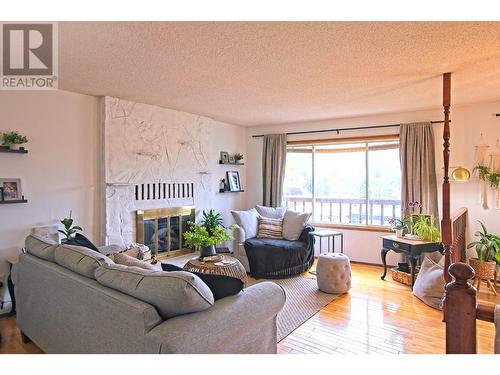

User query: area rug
[247,275,338,342]
[166,253,339,342]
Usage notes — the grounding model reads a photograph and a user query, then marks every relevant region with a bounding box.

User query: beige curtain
[400,122,439,221]
[262,134,287,207]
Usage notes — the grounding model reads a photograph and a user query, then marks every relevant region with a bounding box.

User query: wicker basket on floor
[391,266,420,286]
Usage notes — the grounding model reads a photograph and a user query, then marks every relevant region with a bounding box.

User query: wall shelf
[0,199,28,204]
[219,190,245,193]
[0,147,28,154]
[219,161,244,165]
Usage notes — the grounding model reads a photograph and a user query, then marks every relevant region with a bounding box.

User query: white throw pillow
[231,208,260,239]
[282,209,311,240]
[412,257,445,310]
[255,205,287,219]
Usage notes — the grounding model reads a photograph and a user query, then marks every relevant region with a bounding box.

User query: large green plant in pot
[184,210,235,258]
[467,221,500,281]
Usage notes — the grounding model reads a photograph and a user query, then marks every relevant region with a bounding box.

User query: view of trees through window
[283,141,401,226]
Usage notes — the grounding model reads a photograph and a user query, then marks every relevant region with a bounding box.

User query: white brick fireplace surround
[103,96,247,248]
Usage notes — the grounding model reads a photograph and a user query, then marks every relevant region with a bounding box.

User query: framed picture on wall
[220,151,229,164]
[226,171,241,191]
[0,178,22,201]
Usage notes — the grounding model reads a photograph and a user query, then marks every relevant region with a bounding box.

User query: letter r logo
[2,23,53,75]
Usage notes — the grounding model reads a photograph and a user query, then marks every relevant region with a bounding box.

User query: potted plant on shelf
[183,210,235,258]
[1,131,28,150]
[467,221,500,284]
[388,217,408,238]
[234,153,244,163]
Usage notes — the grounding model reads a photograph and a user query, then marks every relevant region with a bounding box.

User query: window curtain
[262,134,287,207]
[400,122,439,221]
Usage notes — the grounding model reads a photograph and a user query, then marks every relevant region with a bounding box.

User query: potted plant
[467,221,500,282]
[1,131,28,150]
[388,217,408,238]
[234,153,244,163]
[184,210,235,258]
[58,211,83,242]
[412,215,440,242]
[473,164,500,189]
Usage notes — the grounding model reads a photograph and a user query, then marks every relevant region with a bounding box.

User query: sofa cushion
[412,257,445,310]
[114,252,158,271]
[282,209,311,240]
[231,208,259,239]
[25,234,58,262]
[63,233,100,252]
[94,264,214,319]
[255,205,287,219]
[161,263,244,301]
[257,216,283,239]
[55,244,114,279]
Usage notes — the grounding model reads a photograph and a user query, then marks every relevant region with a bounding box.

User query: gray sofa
[12,235,285,354]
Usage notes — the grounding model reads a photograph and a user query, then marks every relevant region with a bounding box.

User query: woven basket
[469,258,496,280]
[391,266,420,286]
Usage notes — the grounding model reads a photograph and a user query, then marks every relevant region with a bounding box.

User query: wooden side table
[380,235,443,289]
[309,229,344,253]
[183,255,248,286]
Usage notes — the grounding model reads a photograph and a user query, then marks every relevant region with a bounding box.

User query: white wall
[103,97,247,247]
[246,100,500,265]
[0,90,100,313]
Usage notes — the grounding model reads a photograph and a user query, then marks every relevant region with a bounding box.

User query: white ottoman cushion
[316,253,351,294]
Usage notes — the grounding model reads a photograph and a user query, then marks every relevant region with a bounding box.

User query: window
[283,139,401,227]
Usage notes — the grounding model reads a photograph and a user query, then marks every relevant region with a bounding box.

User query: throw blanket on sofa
[244,225,315,278]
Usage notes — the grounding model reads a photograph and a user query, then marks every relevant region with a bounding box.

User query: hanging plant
[473,164,490,181]
[487,171,500,189]
[473,164,499,189]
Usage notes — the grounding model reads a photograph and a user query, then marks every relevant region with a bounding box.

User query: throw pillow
[25,234,59,262]
[257,216,284,239]
[114,252,158,271]
[121,247,140,259]
[63,233,99,252]
[95,263,214,319]
[231,208,260,239]
[412,257,445,310]
[282,209,311,240]
[161,263,244,301]
[255,205,287,219]
[54,244,114,279]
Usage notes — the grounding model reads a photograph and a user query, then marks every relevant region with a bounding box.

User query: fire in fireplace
[136,206,195,259]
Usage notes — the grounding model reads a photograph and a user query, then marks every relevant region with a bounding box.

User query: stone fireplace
[136,206,195,259]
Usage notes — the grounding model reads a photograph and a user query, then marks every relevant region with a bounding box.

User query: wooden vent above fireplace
[136,206,195,259]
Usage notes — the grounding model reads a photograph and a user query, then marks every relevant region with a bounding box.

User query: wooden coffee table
[183,255,248,286]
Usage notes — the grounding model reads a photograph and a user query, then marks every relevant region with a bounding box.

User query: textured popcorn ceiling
[59,22,500,126]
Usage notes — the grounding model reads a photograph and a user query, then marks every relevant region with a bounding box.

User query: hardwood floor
[278,263,498,354]
[0,263,497,354]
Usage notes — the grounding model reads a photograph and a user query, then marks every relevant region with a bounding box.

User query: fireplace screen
[136,206,195,259]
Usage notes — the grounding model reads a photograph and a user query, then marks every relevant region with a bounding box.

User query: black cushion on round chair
[244,225,315,279]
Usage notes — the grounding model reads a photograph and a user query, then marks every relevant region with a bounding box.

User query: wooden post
[441,72,453,284]
[445,263,477,353]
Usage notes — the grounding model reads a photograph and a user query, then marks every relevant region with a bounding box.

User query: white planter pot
[9,143,24,150]
[395,229,403,238]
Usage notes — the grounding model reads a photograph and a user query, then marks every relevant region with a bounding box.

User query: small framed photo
[0,178,22,201]
[228,155,235,163]
[226,171,241,191]
[220,151,229,164]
